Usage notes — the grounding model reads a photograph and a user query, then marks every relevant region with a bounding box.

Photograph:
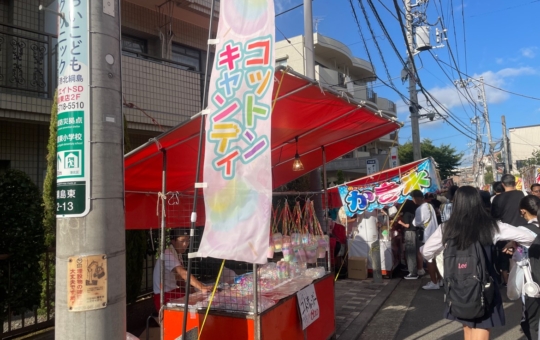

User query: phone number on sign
[58,102,85,111]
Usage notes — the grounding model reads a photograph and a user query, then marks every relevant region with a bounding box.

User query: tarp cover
[125,68,400,229]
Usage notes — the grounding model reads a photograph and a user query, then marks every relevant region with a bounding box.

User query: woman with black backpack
[421,186,536,340]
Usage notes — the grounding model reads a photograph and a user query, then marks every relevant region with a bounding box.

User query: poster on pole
[56,0,91,217]
[198,1,275,264]
[338,158,440,217]
[67,254,107,312]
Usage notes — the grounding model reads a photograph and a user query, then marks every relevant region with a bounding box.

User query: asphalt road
[359,277,527,340]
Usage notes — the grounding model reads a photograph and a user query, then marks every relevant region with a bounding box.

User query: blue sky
[274,0,540,165]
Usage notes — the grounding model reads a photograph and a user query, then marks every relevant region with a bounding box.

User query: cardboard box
[348,256,368,280]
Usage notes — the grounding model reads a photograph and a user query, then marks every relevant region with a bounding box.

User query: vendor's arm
[173,266,211,293]
[420,226,444,261]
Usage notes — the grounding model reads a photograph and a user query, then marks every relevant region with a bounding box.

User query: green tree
[484,166,494,184]
[40,90,57,313]
[0,170,46,317]
[398,139,463,179]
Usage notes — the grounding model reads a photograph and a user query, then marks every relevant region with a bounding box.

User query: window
[172,44,201,71]
[0,160,10,175]
[276,58,288,67]
[122,35,147,56]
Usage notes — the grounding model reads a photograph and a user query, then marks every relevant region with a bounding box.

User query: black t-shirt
[491,190,528,227]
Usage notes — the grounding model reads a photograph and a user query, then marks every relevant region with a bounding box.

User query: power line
[275,2,305,17]
[435,58,540,101]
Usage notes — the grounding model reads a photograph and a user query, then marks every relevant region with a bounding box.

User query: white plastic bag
[507,261,524,300]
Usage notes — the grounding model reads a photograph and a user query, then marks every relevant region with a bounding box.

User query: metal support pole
[55,0,126,338]
[159,150,167,340]
[182,1,216,339]
[322,147,331,273]
[253,263,261,340]
[502,115,510,174]
[303,0,325,232]
[405,0,422,161]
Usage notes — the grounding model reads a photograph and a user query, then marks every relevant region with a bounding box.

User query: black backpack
[522,223,540,285]
[443,240,496,319]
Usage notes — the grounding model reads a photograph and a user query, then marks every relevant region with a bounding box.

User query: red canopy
[326,158,428,208]
[125,68,401,229]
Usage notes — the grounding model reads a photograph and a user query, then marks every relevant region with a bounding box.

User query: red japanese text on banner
[198,1,275,264]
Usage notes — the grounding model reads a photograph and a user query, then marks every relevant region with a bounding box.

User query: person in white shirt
[153,228,211,311]
[410,190,441,289]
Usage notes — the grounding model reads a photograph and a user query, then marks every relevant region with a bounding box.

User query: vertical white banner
[199,1,275,264]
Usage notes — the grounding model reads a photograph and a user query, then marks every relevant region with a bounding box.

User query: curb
[337,278,402,340]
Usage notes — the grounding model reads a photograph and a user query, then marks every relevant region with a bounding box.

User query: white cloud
[520,47,537,58]
[275,0,292,14]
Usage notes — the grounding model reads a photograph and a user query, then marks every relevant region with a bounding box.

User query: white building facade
[275,33,399,183]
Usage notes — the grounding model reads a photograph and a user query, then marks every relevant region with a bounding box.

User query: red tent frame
[124,67,401,229]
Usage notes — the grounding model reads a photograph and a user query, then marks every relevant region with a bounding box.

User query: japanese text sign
[339,158,440,216]
[56,0,91,217]
[297,284,320,330]
[67,254,107,312]
[199,0,275,264]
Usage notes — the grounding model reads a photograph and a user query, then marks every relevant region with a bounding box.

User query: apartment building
[275,33,398,184]
[509,124,540,171]
[0,0,216,188]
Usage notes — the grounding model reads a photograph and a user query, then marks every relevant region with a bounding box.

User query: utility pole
[470,116,481,188]
[404,0,422,161]
[303,0,325,229]
[478,76,497,169]
[502,115,510,174]
[55,1,125,339]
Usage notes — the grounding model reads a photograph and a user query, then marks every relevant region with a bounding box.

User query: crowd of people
[395,174,540,340]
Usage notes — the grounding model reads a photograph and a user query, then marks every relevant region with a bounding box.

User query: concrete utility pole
[502,115,510,174]
[405,0,422,161]
[303,0,325,228]
[478,76,497,169]
[470,116,482,188]
[55,0,126,339]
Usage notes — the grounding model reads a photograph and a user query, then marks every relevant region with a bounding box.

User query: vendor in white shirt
[153,228,211,311]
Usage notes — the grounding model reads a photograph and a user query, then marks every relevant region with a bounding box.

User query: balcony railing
[0,23,57,99]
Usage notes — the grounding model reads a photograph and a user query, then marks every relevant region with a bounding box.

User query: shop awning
[125,67,401,229]
[326,158,429,208]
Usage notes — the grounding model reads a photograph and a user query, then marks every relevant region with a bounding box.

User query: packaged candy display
[271,233,282,252]
[271,205,283,252]
[293,245,307,263]
[282,244,295,262]
[304,267,326,279]
[304,242,318,264]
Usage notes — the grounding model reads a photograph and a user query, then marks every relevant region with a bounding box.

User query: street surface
[360,277,526,340]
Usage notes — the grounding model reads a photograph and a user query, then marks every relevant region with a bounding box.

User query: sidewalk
[19,277,400,340]
[334,277,401,340]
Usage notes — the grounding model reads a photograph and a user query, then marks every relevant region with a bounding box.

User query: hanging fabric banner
[199,0,275,264]
[338,158,440,217]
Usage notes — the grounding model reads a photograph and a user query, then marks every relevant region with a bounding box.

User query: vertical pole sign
[56,0,90,217]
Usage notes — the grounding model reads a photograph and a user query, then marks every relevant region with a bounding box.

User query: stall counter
[163,274,335,340]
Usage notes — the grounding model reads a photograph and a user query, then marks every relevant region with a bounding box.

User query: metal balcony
[0,23,57,99]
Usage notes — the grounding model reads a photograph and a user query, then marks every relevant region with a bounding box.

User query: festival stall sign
[198,0,275,264]
[336,158,440,217]
[522,166,540,191]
